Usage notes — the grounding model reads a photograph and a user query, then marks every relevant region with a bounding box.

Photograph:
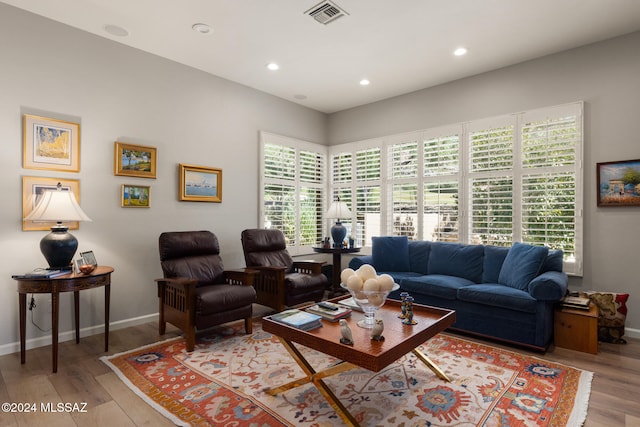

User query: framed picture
[597,159,640,206]
[22,176,81,231]
[121,184,150,208]
[23,114,80,172]
[79,250,97,267]
[114,142,157,178]
[179,164,222,202]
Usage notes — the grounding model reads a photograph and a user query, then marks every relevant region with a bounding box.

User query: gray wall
[329,31,640,336]
[0,4,326,353]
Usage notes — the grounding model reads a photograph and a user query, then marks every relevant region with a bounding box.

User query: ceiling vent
[305,1,349,25]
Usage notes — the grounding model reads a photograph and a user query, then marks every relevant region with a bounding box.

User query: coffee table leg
[412,348,451,382]
[266,337,360,426]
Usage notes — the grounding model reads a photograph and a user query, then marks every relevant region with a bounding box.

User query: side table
[12,266,114,373]
[554,303,599,354]
[312,246,360,297]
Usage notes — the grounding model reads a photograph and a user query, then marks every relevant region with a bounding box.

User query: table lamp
[24,183,92,270]
[325,198,351,247]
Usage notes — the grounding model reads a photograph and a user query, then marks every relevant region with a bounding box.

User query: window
[327,102,583,275]
[260,132,326,255]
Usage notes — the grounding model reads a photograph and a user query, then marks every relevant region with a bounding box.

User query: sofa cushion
[540,249,564,273]
[372,236,410,272]
[408,240,431,274]
[482,246,510,283]
[427,242,484,283]
[498,242,548,290]
[457,284,537,313]
[401,274,474,300]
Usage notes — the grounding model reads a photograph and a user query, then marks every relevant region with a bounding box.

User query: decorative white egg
[377,274,395,291]
[356,264,377,281]
[340,268,355,284]
[347,274,363,291]
[363,278,380,291]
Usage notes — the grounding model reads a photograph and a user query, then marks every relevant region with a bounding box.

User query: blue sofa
[349,237,568,350]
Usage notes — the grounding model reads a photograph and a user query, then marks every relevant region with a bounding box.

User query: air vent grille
[305,1,349,25]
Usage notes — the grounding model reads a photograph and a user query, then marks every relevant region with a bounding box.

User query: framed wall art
[179,164,222,202]
[22,176,81,231]
[23,114,80,172]
[597,159,640,207]
[114,142,157,178]
[121,184,150,208]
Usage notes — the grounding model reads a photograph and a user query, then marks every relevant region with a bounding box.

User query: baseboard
[0,313,159,357]
[625,327,640,339]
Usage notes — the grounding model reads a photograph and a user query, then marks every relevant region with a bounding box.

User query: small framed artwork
[23,114,80,172]
[22,176,81,231]
[179,164,222,202]
[114,142,157,178]
[79,250,97,267]
[121,184,150,208]
[597,159,640,207]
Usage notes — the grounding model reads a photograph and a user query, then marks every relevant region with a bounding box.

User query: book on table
[12,269,69,279]
[306,302,352,321]
[337,296,364,312]
[268,309,323,331]
[561,295,591,310]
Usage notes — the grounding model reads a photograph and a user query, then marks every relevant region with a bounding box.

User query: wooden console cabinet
[554,304,599,354]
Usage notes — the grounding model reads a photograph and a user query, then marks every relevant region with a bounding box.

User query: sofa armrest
[348,255,373,270]
[527,271,568,301]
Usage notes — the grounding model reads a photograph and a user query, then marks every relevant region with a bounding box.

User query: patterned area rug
[101,321,592,426]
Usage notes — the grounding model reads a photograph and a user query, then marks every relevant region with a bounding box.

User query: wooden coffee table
[262,298,456,426]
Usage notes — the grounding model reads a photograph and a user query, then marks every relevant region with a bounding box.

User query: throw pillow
[583,291,629,344]
[372,236,410,272]
[427,242,484,283]
[498,242,549,290]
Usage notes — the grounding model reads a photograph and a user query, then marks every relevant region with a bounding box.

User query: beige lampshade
[25,187,92,222]
[325,201,351,219]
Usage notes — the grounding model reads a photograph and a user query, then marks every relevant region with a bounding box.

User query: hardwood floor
[1,310,638,426]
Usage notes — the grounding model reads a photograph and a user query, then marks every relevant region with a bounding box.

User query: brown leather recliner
[157,230,257,351]
[241,228,327,312]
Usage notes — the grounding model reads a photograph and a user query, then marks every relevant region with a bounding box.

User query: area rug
[101,322,592,426]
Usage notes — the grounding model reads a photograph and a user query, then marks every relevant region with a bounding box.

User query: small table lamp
[325,198,351,247]
[24,183,92,270]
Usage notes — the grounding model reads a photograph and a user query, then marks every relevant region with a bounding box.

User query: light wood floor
[1,310,639,427]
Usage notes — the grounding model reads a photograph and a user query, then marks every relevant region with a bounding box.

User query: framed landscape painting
[121,184,150,208]
[597,159,640,206]
[23,114,80,172]
[114,142,157,178]
[22,176,81,231]
[179,164,222,202]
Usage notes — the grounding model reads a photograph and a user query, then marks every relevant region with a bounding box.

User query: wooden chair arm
[155,277,197,298]
[292,260,325,274]
[223,269,259,286]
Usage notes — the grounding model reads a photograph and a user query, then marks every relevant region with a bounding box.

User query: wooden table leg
[266,337,360,426]
[74,291,80,344]
[51,291,59,373]
[104,283,110,351]
[412,348,451,382]
[19,293,26,364]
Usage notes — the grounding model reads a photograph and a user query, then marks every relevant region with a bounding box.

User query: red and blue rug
[102,321,592,426]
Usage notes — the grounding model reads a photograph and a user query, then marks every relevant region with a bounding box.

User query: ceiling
[3,0,640,113]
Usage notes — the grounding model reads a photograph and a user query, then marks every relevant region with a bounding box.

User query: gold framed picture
[179,164,222,202]
[121,184,150,208]
[114,142,157,179]
[22,176,81,231]
[23,114,80,172]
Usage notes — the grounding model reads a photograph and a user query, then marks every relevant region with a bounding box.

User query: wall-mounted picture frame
[22,176,81,231]
[23,114,80,172]
[179,164,222,202]
[597,159,640,207]
[121,184,150,208]
[114,141,157,178]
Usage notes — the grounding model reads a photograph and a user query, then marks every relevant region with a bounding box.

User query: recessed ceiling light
[103,24,129,37]
[360,79,370,86]
[454,47,468,56]
[267,62,280,71]
[192,23,212,34]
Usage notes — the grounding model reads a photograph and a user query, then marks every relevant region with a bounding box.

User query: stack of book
[12,269,69,279]
[337,296,364,312]
[305,302,352,322]
[269,309,323,331]
[561,295,591,310]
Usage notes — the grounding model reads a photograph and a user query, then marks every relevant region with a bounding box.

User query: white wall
[0,4,326,353]
[329,31,640,335]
